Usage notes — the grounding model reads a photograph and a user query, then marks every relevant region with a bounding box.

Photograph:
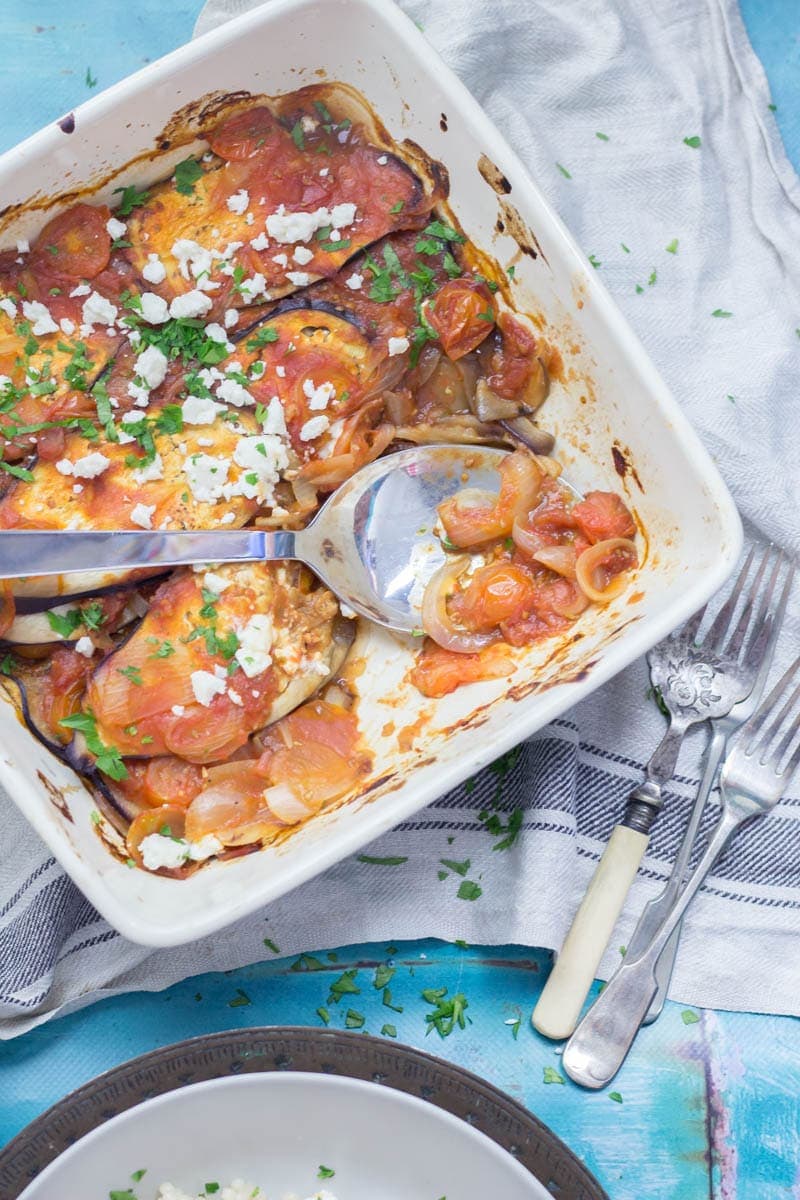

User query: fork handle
[562,807,741,1087]
[531,823,649,1039]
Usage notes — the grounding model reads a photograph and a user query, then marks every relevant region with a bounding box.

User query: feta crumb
[139,291,170,324]
[260,395,288,437]
[234,613,273,677]
[81,291,118,328]
[182,453,230,502]
[69,283,91,297]
[204,322,229,344]
[133,453,164,484]
[220,511,237,525]
[250,232,269,251]
[275,364,286,378]
[55,452,111,479]
[106,216,127,240]
[330,201,357,228]
[319,167,330,177]
[130,502,156,529]
[22,300,59,336]
[142,253,167,285]
[74,636,95,658]
[0,296,16,319]
[171,704,185,717]
[59,317,76,335]
[238,273,267,300]
[224,308,239,329]
[191,669,227,707]
[339,601,357,619]
[327,229,341,242]
[135,344,168,389]
[16,238,30,254]
[139,835,189,872]
[302,378,336,411]
[216,378,253,408]
[286,270,311,287]
[169,290,213,320]
[230,433,289,501]
[171,238,213,281]
[299,415,330,441]
[203,571,231,595]
[388,335,410,356]
[345,272,363,290]
[293,245,314,265]
[182,394,224,425]
[271,252,289,268]
[266,207,321,244]
[227,188,250,214]
[377,154,388,164]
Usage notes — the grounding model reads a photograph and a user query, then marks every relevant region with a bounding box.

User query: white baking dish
[0,0,741,946]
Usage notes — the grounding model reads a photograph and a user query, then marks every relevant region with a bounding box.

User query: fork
[563,651,800,1087]
[532,545,777,1040]
[638,553,794,1024]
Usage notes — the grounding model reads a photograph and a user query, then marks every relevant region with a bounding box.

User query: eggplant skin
[84,561,352,765]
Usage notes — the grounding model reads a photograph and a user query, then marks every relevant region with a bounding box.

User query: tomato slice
[207,106,286,160]
[571,491,636,543]
[425,278,495,360]
[410,640,514,698]
[450,561,537,632]
[30,203,112,279]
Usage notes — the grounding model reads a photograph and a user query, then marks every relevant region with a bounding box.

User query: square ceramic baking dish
[0,0,741,946]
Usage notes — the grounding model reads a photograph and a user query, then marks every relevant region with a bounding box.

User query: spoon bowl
[0,445,514,633]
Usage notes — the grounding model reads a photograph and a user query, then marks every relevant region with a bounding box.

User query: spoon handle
[0,529,299,578]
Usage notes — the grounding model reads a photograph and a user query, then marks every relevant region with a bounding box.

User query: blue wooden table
[2,4,800,1198]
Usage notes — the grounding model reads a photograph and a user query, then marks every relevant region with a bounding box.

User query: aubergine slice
[124,94,440,315]
[83,561,352,765]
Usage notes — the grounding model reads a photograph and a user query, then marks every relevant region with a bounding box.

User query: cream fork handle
[531,824,648,1039]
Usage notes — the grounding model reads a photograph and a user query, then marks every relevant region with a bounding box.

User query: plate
[0,0,742,946]
[0,1028,607,1200]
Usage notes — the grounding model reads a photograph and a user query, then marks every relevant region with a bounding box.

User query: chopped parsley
[588,254,601,269]
[290,953,326,971]
[711,308,733,318]
[174,157,204,196]
[0,461,34,483]
[59,710,128,780]
[681,1009,700,1025]
[291,121,305,150]
[228,988,252,1007]
[543,1066,565,1085]
[357,854,408,865]
[263,937,281,954]
[131,1170,147,1183]
[609,1091,623,1103]
[117,665,143,686]
[423,987,470,1037]
[246,325,279,350]
[457,879,482,901]
[381,1023,397,1038]
[555,162,572,179]
[648,268,657,286]
[595,131,610,141]
[344,1008,365,1029]
[439,857,470,876]
[318,1166,336,1180]
[478,805,523,851]
[85,67,97,88]
[113,184,150,215]
[46,608,83,639]
[317,1006,331,1025]
[373,963,395,989]
[390,200,404,214]
[683,135,702,148]
[665,238,679,254]
[328,969,360,1003]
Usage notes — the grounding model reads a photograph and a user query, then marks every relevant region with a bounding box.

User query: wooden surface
[1,3,799,1198]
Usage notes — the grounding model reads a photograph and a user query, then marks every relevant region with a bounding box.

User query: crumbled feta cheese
[203,570,231,595]
[182,453,230,502]
[299,415,330,441]
[106,216,127,240]
[388,335,410,356]
[169,290,213,319]
[266,207,322,244]
[171,238,213,281]
[230,433,289,501]
[55,452,110,479]
[227,188,250,214]
[204,322,229,344]
[135,344,168,389]
[245,213,255,226]
[74,636,95,658]
[81,291,118,328]
[72,483,84,494]
[127,379,150,408]
[339,601,357,619]
[220,511,237,525]
[293,245,313,265]
[0,297,17,319]
[260,395,288,437]
[216,378,253,408]
[238,273,267,300]
[130,502,156,529]
[300,115,318,133]
[275,364,286,378]
[319,167,330,177]
[302,378,336,411]
[345,272,363,290]
[59,316,76,335]
[139,291,170,324]
[250,232,269,251]
[286,270,311,286]
[191,669,227,706]
[171,704,185,717]
[69,283,91,298]
[228,688,243,706]
[139,834,189,872]
[224,308,239,329]
[327,229,341,242]
[187,834,223,861]
[181,394,224,425]
[142,253,167,285]
[132,453,164,484]
[16,238,30,254]
[234,613,273,677]
[22,300,59,336]
[272,252,289,268]
[330,201,357,228]
[377,154,388,164]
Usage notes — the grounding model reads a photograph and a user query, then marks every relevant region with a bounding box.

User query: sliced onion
[575,538,638,603]
[511,514,544,559]
[421,557,502,653]
[262,781,313,825]
[532,544,578,579]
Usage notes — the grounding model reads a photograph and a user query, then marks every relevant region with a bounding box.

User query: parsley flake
[681,1009,700,1025]
[543,1066,565,1085]
[556,162,572,179]
[174,157,204,196]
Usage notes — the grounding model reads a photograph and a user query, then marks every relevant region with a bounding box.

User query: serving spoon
[0,444,512,634]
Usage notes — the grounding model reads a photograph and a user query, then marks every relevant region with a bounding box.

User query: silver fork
[563,652,800,1087]
[532,545,778,1041]
[639,552,794,1024]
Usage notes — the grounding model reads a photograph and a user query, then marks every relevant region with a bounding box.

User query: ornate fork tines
[746,659,800,771]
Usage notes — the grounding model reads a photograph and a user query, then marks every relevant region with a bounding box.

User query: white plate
[0,0,742,945]
[18,1073,550,1199]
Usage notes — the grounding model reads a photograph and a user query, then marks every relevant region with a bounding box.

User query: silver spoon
[0,444,511,633]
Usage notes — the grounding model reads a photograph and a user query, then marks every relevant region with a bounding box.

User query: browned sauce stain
[477,152,512,196]
[439,112,448,133]
[381,720,396,738]
[36,769,74,822]
[397,712,429,753]
[611,441,645,493]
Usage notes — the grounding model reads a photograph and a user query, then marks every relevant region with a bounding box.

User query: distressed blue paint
[2,940,800,1199]
[1,5,800,1199]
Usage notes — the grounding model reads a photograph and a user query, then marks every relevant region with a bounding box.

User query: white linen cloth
[1,0,798,1038]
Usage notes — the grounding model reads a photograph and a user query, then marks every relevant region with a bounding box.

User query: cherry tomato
[450,562,537,631]
[30,203,111,279]
[425,278,495,360]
